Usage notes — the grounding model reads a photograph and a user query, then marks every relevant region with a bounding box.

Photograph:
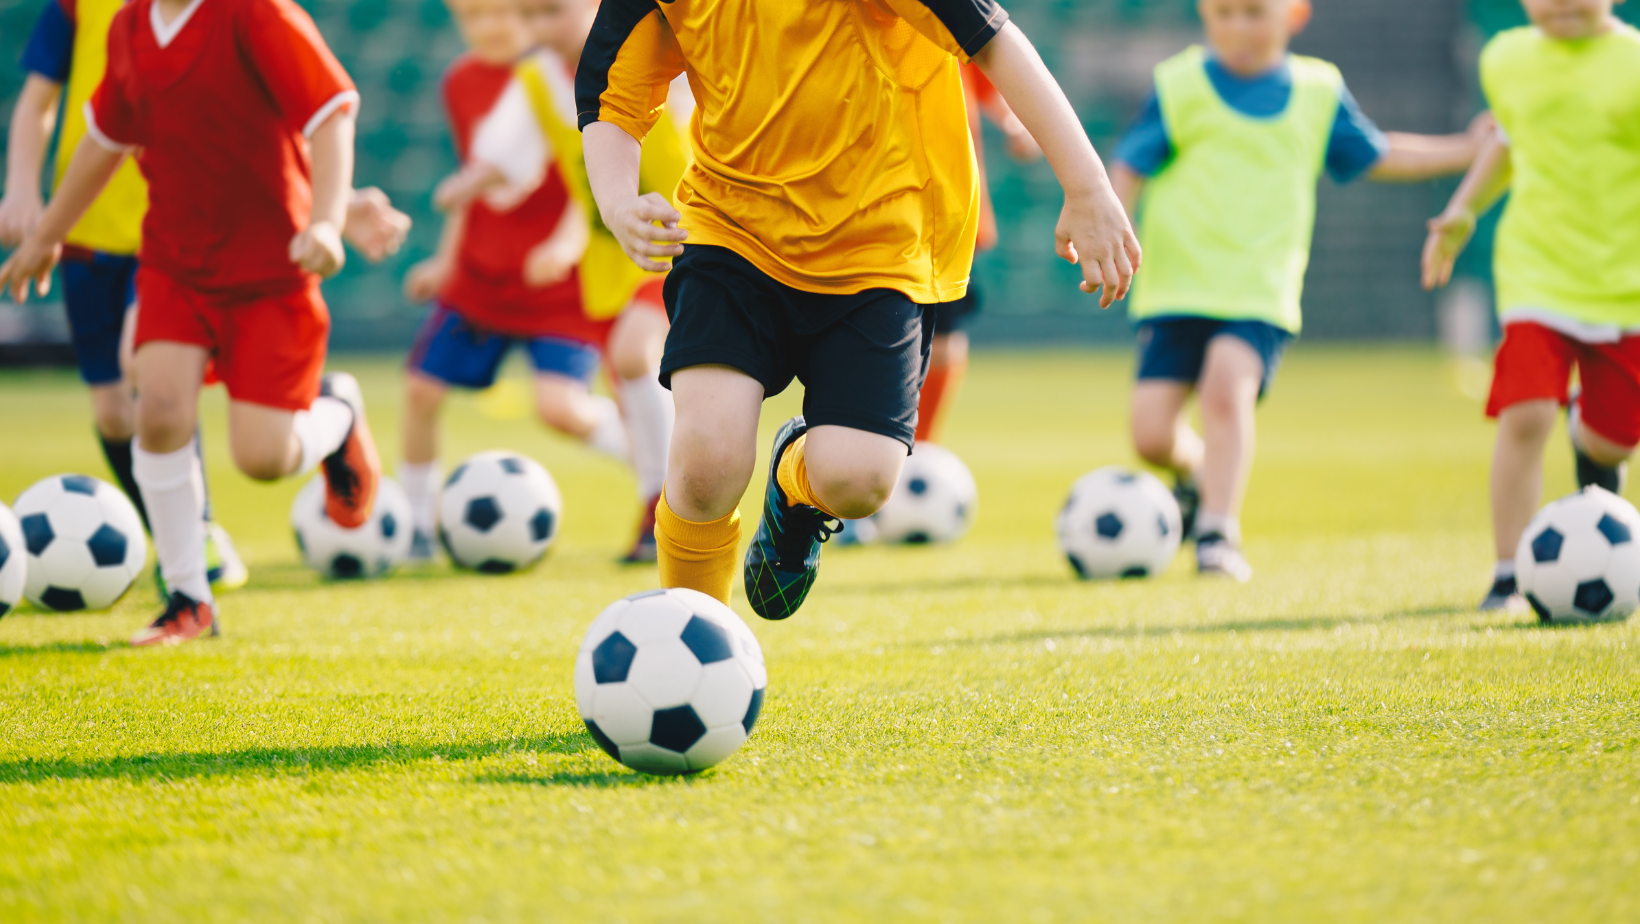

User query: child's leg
[1491,399,1558,561]
[401,372,447,543]
[1130,381,1201,475]
[784,425,905,519]
[608,300,673,504]
[1194,336,1265,541]
[533,373,627,460]
[660,365,764,601]
[131,342,210,602]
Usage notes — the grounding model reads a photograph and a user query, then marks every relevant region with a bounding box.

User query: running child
[1423,0,1640,612]
[0,0,382,646]
[1112,0,1488,581]
[437,0,691,564]
[398,0,636,562]
[580,0,1140,619]
[1,0,248,592]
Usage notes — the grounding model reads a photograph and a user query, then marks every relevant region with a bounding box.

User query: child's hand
[289,220,346,278]
[343,188,412,263]
[1055,185,1141,309]
[0,190,44,249]
[403,256,450,301]
[1466,111,1498,147]
[1421,207,1476,290]
[0,234,62,302]
[607,192,688,272]
[524,236,582,288]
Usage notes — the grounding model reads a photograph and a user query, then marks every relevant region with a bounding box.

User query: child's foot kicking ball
[1478,574,1529,613]
[319,373,381,529]
[744,417,842,621]
[1196,532,1252,582]
[131,591,217,647]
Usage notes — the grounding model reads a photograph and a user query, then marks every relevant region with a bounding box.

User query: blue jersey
[1114,54,1389,184]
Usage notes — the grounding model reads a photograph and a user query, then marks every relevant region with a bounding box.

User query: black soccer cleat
[743,417,841,621]
[1569,391,1628,494]
[1478,575,1529,614]
[1173,474,1201,540]
[1195,531,1252,583]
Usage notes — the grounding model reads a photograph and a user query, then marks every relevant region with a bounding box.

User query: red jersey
[88,0,356,296]
[439,54,583,338]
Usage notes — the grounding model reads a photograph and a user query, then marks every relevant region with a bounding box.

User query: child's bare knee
[1499,401,1557,443]
[816,466,897,518]
[405,376,445,416]
[230,442,288,482]
[1131,418,1174,465]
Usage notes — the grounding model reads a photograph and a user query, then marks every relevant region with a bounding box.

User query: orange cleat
[319,372,379,530]
[131,592,217,647]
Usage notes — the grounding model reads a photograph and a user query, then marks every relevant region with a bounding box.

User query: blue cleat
[744,416,841,621]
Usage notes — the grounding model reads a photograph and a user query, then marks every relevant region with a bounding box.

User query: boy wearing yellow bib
[1112,0,1485,581]
[1424,0,1640,613]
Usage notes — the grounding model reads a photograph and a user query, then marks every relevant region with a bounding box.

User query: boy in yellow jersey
[579,0,1141,620]
[1111,0,1486,582]
[1424,0,1640,613]
[438,0,692,563]
[0,0,251,591]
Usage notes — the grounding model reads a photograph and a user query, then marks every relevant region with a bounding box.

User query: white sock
[398,460,441,536]
[1495,559,1516,581]
[293,396,355,475]
[1195,513,1240,545]
[585,394,629,461]
[134,439,212,603]
[620,373,674,500]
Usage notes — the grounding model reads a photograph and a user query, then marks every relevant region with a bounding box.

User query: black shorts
[930,283,981,335]
[660,244,934,448]
[1134,315,1294,399]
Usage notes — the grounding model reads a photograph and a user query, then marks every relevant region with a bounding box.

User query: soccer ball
[872,443,979,544]
[576,588,767,775]
[1057,466,1182,580]
[438,451,562,573]
[1516,486,1640,624]
[13,474,147,611]
[291,476,412,579]
[0,503,26,618]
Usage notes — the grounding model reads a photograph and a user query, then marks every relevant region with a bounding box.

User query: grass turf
[0,348,1635,923]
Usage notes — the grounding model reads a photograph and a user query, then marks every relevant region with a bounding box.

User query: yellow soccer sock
[656,490,741,604]
[775,434,842,517]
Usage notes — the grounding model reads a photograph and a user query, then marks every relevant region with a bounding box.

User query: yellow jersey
[576,0,1010,304]
[48,0,148,254]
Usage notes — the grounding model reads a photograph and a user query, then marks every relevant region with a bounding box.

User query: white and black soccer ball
[576,588,767,775]
[0,503,27,618]
[13,474,147,611]
[1057,466,1182,580]
[438,451,562,574]
[291,476,411,579]
[1516,486,1640,624]
[872,442,979,545]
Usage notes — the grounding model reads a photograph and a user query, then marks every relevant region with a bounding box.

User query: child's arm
[1422,129,1513,291]
[289,108,355,278]
[0,135,125,301]
[1370,113,1495,183]
[972,23,1139,308]
[584,122,688,274]
[524,197,590,288]
[404,204,467,302]
[343,187,412,263]
[0,75,62,247]
[977,92,1041,161]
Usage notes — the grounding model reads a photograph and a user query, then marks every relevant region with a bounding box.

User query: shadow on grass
[0,640,126,658]
[0,734,591,784]
[474,769,683,788]
[944,604,1475,648]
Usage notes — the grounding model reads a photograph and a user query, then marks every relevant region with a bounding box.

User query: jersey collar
[150,0,208,49]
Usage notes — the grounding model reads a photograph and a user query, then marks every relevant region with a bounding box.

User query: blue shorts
[1134,316,1294,398]
[61,251,138,386]
[407,304,602,390]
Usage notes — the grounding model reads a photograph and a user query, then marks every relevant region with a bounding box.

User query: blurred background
[0,0,1631,357]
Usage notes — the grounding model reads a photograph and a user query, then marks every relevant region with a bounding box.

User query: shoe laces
[774,504,842,568]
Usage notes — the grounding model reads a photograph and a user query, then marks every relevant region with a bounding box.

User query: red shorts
[133,267,330,412]
[1487,321,1640,446]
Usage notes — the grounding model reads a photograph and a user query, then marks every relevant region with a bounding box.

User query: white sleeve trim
[303,90,360,138]
[81,101,134,153]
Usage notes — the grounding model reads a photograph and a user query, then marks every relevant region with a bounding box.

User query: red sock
[916,353,968,443]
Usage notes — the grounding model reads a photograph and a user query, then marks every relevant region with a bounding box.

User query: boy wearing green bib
[1424,0,1640,612]
[1111,0,1484,581]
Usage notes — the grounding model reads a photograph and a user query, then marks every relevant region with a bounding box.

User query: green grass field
[1,348,1635,923]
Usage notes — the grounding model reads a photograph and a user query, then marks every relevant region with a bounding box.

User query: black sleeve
[575,0,661,130]
[914,0,1010,58]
